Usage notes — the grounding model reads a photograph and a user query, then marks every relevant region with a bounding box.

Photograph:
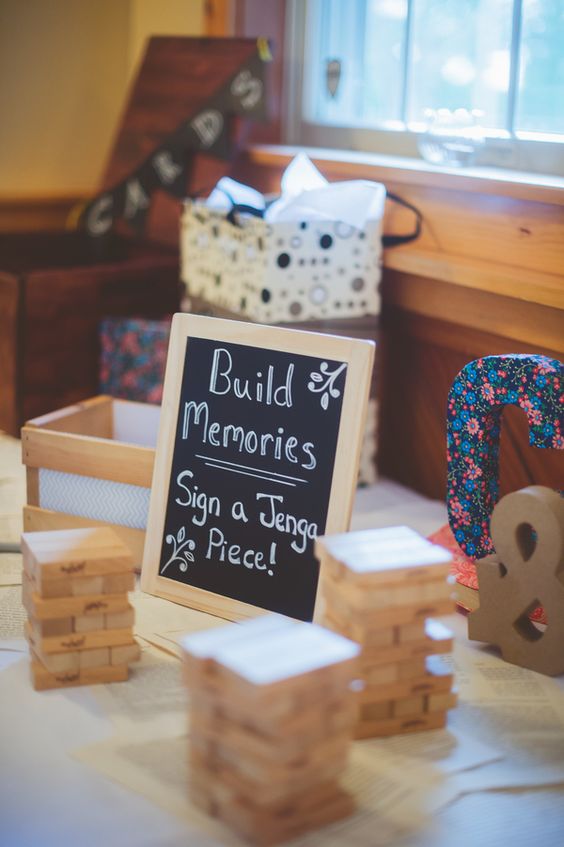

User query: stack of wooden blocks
[316,525,457,739]
[181,614,361,846]
[21,527,140,690]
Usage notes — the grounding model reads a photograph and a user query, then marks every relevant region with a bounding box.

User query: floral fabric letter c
[446,354,563,559]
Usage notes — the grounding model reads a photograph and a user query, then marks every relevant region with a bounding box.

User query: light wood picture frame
[141,313,375,621]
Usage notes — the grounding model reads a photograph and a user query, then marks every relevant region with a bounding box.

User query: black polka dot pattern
[183,203,383,323]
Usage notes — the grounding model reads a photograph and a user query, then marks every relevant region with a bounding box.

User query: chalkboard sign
[141,314,374,621]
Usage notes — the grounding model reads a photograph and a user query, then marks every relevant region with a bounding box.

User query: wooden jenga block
[29,622,135,654]
[190,767,343,815]
[105,606,135,629]
[397,620,426,643]
[21,527,133,588]
[182,616,360,711]
[359,661,401,686]
[359,655,454,705]
[191,730,351,790]
[359,619,453,668]
[354,710,447,740]
[397,657,429,680]
[190,688,355,743]
[71,576,106,596]
[190,770,354,847]
[194,691,355,753]
[30,653,129,691]
[324,612,396,648]
[30,643,80,673]
[32,617,73,637]
[79,647,110,669]
[189,744,349,807]
[110,641,141,666]
[103,572,136,594]
[361,657,428,686]
[323,596,456,639]
[191,712,352,772]
[26,625,124,673]
[190,675,354,733]
[316,525,452,587]
[359,701,393,721]
[358,597,456,629]
[23,571,72,599]
[25,571,106,598]
[26,619,134,654]
[427,689,459,713]
[74,614,107,633]
[392,695,426,718]
[323,574,453,614]
[321,576,455,623]
[23,579,130,620]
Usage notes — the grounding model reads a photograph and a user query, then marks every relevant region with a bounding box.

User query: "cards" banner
[80,42,269,237]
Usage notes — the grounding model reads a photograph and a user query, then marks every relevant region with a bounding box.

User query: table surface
[1,433,564,847]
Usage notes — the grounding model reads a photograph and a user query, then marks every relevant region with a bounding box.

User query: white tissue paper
[206,176,265,213]
[266,154,386,230]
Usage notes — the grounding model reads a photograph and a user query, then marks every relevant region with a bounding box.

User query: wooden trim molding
[0,195,85,232]
[382,271,564,351]
[383,249,563,311]
[203,0,234,35]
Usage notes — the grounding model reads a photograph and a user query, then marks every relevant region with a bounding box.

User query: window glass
[304,0,407,127]
[517,0,564,134]
[362,0,408,125]
[409,0,513,130]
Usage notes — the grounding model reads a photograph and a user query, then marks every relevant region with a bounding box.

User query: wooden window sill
[248,144,564,204]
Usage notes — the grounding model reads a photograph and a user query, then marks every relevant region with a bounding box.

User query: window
[286,0,564,175]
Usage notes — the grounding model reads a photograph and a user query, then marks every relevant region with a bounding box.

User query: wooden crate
[22,396,160,566]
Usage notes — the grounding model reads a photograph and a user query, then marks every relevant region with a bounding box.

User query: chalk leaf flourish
[307,362,347,410]
[161,527,196,575]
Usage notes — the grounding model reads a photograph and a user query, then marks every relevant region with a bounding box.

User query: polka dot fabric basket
[180,201,383,323]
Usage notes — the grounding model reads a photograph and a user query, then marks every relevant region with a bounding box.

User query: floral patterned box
[99,317,172,405]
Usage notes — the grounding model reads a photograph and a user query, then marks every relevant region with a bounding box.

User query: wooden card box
[0,231,179,436]
[22,395,160,566]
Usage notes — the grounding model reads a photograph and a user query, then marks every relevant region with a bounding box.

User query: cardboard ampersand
[468,485,564,676]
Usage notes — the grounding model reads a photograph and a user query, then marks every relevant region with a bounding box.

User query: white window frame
[283,0,564,177]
